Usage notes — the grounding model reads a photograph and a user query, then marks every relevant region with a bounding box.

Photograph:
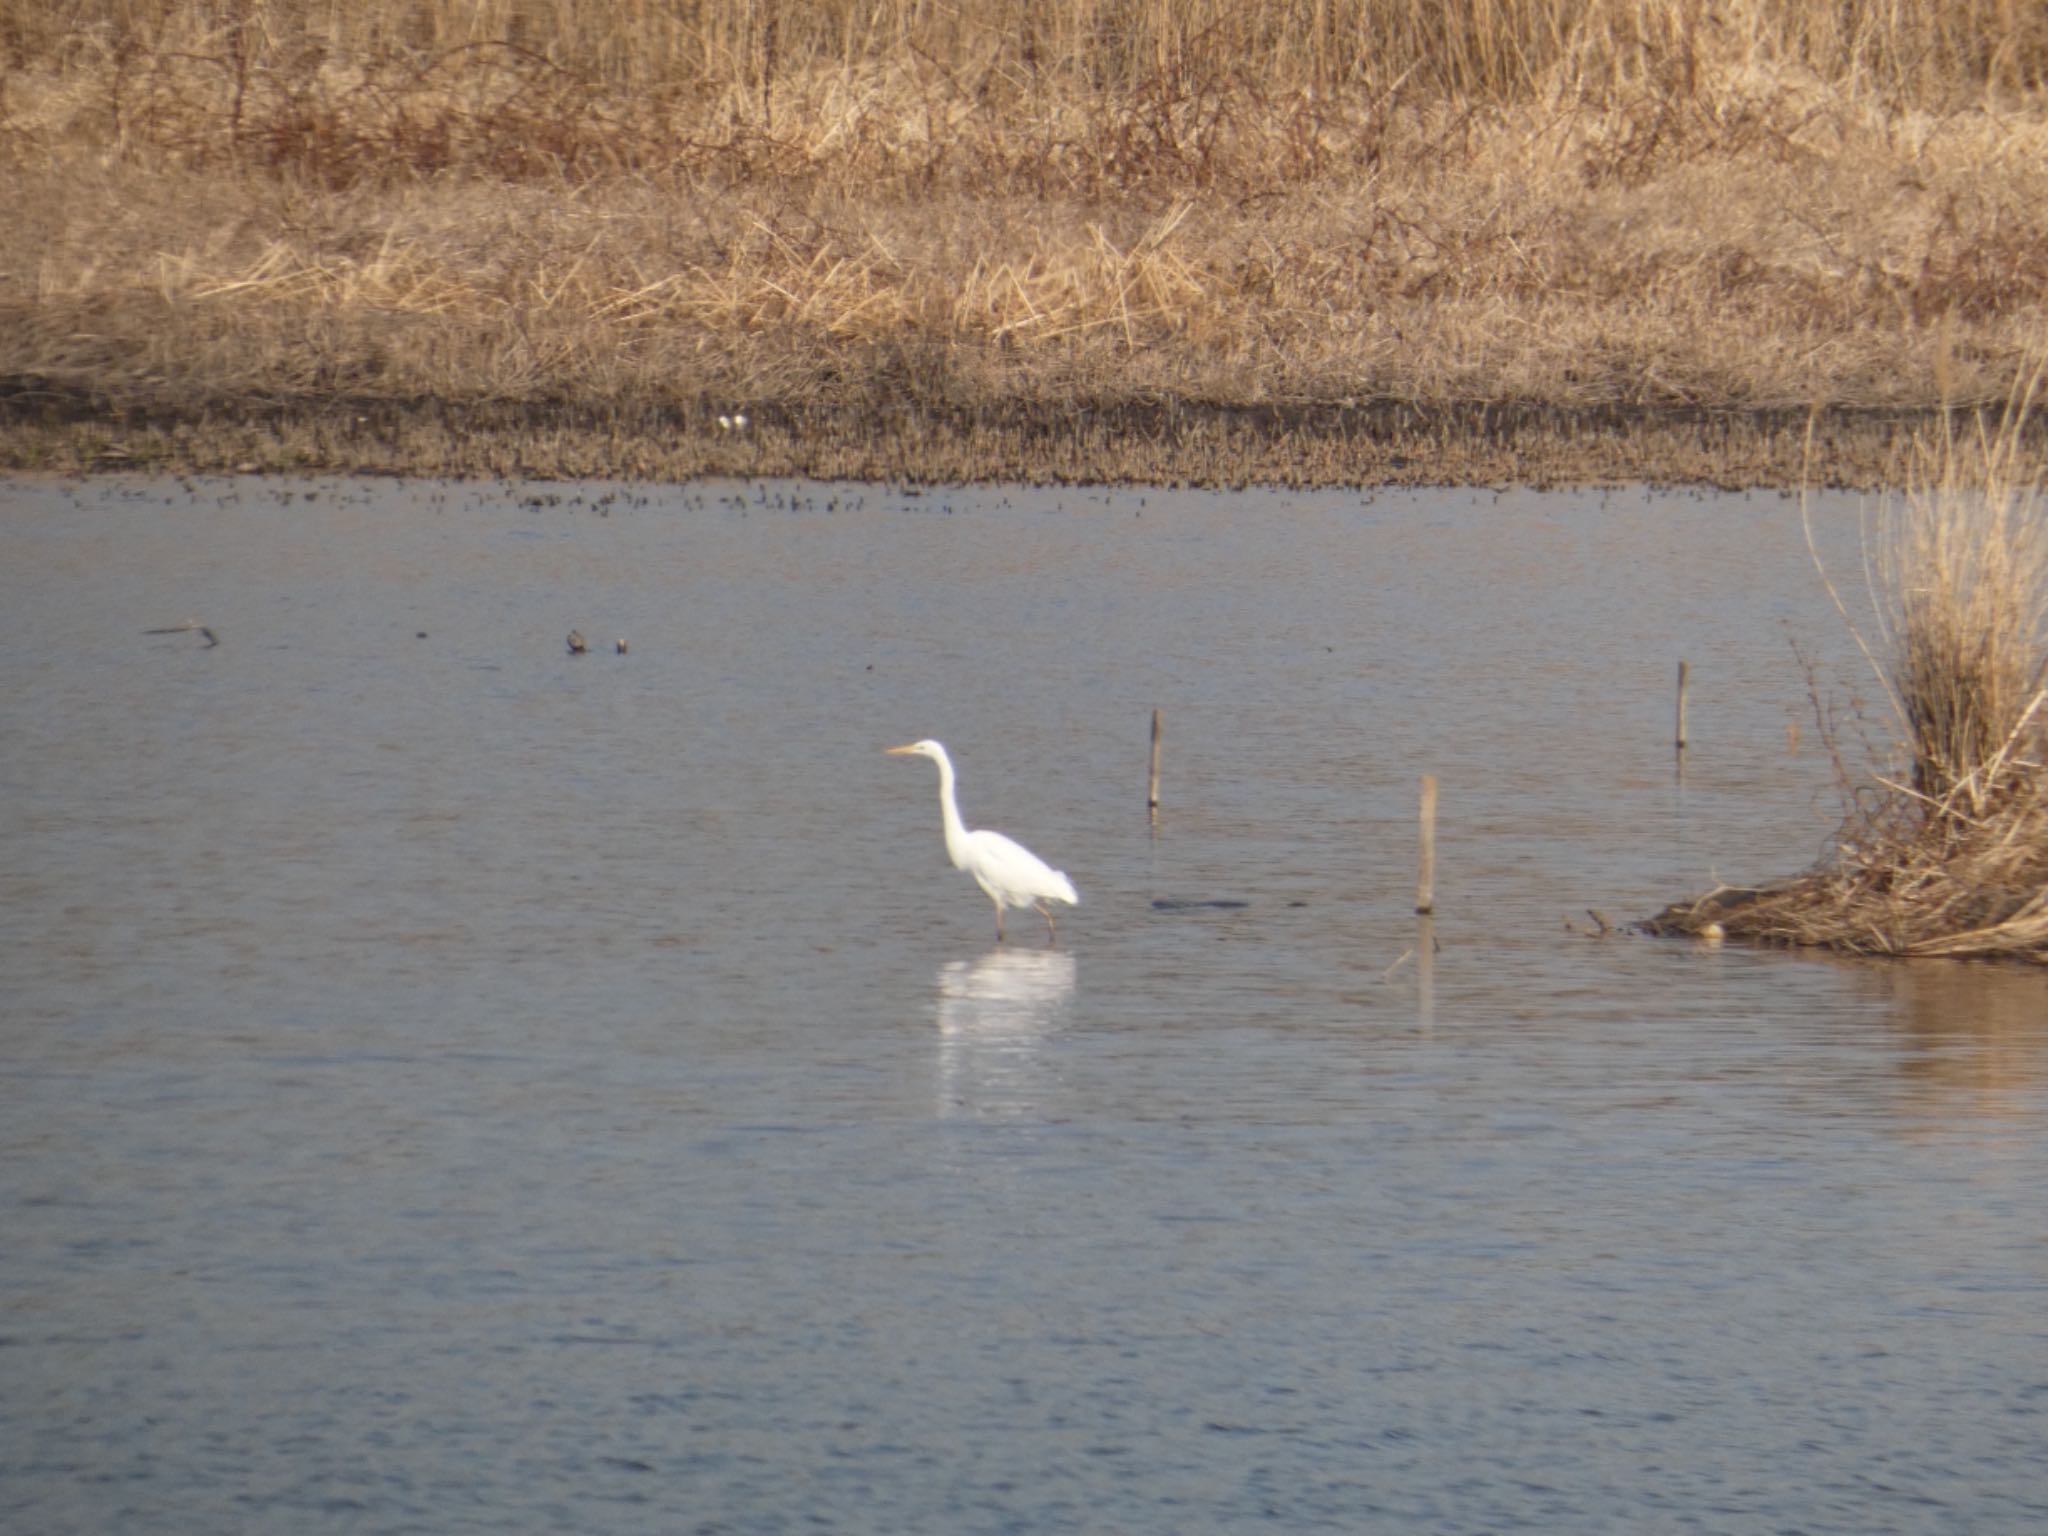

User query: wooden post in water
[1675,660,1691,751]
[1148,708,1163,818]
[1416,774,1438,915]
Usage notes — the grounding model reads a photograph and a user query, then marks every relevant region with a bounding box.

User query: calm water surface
[3,475,2045,1534]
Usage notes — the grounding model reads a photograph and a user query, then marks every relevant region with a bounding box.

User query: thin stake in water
[1148,708,1163,818]
[1416,774,1438,915]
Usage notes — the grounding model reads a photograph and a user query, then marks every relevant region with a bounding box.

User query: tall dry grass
[10,0,2045,104]
[4,0,2048,477]
[1881,370,2048,813]
[6,0,2047,189]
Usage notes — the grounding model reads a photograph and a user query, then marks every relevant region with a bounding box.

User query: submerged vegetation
[3,0,2048,479]
[1650,369,2048,961]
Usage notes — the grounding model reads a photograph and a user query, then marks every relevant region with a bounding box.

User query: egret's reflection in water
[933,949,1077,1119]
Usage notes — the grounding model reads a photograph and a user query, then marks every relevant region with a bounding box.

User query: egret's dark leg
[1037,902,1058,945]
[994,897,1006,943]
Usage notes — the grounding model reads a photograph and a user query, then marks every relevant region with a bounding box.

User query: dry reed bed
[1650,383,2048,961]
[1650,782,2048,960]
[4,1,2048,478]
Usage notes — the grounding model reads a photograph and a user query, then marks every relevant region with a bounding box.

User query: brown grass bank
[4,1,2048,482]
[1647,374,2048,962]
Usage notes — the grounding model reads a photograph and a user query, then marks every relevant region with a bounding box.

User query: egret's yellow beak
[884,743,919,756]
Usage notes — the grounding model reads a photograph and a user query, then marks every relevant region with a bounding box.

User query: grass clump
[1884,392,2048,812]
[1651,368,2048,960]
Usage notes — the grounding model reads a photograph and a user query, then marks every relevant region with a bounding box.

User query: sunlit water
[3,475,2045,1535]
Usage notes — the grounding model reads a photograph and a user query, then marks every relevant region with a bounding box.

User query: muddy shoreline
[0,380,1997,489]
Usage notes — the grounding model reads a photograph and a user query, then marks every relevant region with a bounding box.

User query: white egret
[886,739,1079,944]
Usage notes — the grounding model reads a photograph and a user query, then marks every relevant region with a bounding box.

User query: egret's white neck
[931,749,971,869]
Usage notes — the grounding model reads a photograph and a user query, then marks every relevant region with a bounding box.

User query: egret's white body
[887,739,1078,943]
